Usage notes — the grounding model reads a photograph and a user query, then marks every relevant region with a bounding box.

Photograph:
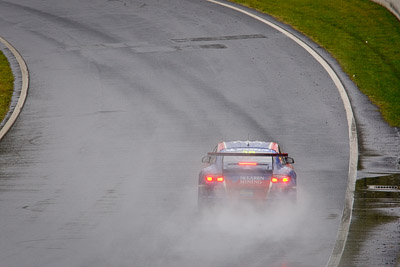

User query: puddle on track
[339,174,400,266]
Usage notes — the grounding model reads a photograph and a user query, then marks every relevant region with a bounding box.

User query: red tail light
[271,176,291,183]
[238,162,257,166]
[206,176,213,182]
[205,175,224,183]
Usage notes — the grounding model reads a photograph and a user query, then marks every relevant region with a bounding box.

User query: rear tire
[288,190,297,205]
[197,188,207,212]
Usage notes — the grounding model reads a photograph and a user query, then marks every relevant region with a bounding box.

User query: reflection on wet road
[340,174,400,266]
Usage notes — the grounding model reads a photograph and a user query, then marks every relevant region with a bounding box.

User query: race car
[198,141,296,208]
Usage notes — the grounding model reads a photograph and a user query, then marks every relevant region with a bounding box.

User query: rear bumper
[198,185,296,204]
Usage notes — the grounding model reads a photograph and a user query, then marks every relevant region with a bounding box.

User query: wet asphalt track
[0,0,350,266]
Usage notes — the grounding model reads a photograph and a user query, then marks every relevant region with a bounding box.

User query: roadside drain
[367,185,400,192]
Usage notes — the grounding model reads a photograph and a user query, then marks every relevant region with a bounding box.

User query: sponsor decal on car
[239,176,266,184]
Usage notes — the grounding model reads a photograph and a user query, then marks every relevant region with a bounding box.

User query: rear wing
[203,152,294,165]
[207,152,288,157]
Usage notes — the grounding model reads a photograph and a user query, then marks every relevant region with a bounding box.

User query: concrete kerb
[206,1,358,266]
[0,36,29,141]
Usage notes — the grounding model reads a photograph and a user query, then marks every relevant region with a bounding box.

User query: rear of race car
[198,149,296,209]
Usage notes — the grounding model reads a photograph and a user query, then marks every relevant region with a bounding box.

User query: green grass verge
[230,0,400,127]
[0,50,14,123]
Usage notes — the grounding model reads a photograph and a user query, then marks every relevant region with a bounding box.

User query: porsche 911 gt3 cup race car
[198,141,296,209]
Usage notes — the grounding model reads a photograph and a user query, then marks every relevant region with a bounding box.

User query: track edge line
[0,36,29,141]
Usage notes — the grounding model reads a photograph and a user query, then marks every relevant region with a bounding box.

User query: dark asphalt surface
[0,0,350,266]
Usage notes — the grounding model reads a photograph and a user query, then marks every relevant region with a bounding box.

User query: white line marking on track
[0,36,29,141]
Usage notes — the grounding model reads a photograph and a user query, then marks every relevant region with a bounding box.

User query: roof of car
[217,141,279,152]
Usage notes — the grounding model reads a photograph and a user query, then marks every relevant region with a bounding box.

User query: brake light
[271,176,291,183]
[238,162,257,166]
[205,175,224,183]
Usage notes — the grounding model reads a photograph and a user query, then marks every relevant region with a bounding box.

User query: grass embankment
[0,50,13,122]
[230,0,400,127]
